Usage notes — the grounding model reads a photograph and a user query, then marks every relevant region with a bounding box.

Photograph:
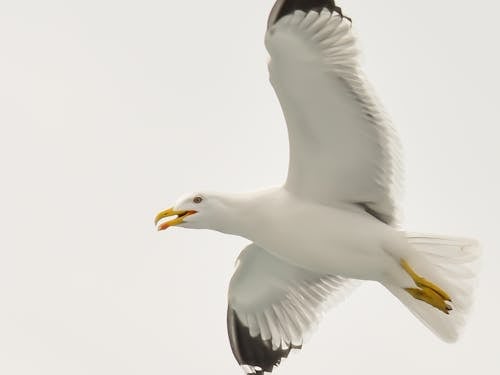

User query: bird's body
[155,1,480,374]
[216,188,408,283]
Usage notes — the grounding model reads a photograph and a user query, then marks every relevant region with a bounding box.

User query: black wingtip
[268,0,351,28]
[227,307,299,374]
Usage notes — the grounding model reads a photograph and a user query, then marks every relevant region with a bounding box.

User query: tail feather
[383,233,480,342]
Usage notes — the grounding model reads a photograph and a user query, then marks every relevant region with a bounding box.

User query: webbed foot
[401,259,453,314]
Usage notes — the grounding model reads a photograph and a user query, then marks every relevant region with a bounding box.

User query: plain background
[1,0,499,374]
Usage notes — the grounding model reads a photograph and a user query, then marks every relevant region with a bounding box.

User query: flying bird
[154,1,480,374]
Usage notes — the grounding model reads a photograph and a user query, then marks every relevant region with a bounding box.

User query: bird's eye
[193,196,203,204]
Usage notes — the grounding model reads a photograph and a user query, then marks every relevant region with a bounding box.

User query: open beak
[154,207,197,231]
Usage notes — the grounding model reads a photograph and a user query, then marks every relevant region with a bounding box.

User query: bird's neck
[213,188,279,239]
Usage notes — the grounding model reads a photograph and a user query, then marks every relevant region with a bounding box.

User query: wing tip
[268,0,352,29]
[227,307,299,374]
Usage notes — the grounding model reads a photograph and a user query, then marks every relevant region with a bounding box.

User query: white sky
[1,0,499,374]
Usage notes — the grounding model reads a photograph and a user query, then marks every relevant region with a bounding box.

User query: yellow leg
[401,259,453,314]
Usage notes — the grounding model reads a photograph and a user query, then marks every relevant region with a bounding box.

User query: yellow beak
[154,207,197,231]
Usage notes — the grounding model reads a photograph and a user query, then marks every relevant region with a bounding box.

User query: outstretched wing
[266,1,403,225]
[227,244,357,374]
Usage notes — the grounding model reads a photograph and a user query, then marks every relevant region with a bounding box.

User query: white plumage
[228,243,359,350]
[267,9,402,225]
[155,2,480,374]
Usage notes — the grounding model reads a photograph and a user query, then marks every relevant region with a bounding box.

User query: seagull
[154,1,480,374]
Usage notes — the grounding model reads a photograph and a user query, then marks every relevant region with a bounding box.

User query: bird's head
[154,192,227,231]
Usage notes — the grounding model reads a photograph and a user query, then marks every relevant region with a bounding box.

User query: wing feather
[227,243,357,374]
[266,7,403,225]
